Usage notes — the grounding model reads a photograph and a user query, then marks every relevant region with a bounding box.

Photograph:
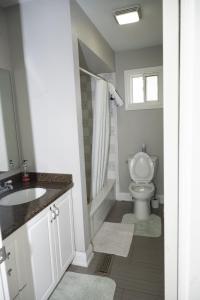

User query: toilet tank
[150,155,159,179]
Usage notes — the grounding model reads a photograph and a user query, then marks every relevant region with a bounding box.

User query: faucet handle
[23,160,28,166]
[5,180,12,185]
[4,180,13,190]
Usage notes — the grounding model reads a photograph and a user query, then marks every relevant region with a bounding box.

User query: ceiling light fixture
[114,6,141,25]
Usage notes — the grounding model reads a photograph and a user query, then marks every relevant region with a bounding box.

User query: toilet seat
[128,152,154,183]
[129,182,155,201]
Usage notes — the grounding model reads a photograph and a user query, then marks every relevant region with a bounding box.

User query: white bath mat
[93,222,134,257]
[122,214,161,238]
[49,271,116,300]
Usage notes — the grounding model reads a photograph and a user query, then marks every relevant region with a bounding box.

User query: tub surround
[0,172,73,239]
[90,179,115,239]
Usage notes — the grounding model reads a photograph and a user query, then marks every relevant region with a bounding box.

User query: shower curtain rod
[79,67,124,106]
[79,67,107,82]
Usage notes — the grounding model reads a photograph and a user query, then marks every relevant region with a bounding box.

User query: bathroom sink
[0,188,46,206]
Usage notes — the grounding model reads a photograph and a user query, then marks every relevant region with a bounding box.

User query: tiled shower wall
[80,72,117,203]
[80,73,93,202]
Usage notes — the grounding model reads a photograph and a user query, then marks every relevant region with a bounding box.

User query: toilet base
[134,199,151,220]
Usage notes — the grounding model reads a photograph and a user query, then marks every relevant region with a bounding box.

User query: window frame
[124,66,163,110]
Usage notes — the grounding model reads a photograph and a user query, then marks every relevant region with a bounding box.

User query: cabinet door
[27,208,56,300]
[3,238,20,300]
[14,227,34,300]
[54,191,75,277]
[4,226,35,300]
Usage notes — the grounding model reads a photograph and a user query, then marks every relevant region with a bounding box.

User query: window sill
[125,103,163,111]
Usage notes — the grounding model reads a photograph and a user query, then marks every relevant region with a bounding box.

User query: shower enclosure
[80,70,119,238]
[80,72,93,203]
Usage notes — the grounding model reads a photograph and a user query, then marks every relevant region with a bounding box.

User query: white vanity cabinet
[3,189,75,300]
[27,190,75,300]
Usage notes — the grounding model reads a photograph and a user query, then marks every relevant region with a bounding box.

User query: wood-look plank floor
[69,201,164,300]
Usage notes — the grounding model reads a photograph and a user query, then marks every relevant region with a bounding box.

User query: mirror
[0,68,20,173]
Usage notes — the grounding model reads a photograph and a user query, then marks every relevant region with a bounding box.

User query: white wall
[115,46,164,197]
[6,0,92,264]
[70,0,115,72]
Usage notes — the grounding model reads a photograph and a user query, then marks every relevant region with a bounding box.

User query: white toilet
[128,152,158,220]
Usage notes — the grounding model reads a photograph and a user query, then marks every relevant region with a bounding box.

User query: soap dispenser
[22,160,30,183]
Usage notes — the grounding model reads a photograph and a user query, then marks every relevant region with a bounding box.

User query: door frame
[163,0,179,299]
[178,0,200,298]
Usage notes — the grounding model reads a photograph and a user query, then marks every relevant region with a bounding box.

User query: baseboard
[72,243,94,267]
[157,194,164,204]
[116,192,132,201]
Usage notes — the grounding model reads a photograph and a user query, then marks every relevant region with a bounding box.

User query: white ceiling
[76,0,163,52]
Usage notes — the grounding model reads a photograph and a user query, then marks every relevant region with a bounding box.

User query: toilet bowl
[128,152,158,220]
[129,182,154,219]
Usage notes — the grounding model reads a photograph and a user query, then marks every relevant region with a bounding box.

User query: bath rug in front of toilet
[93,222,134,257]
[49,271,116,300]
[122,214,161,238]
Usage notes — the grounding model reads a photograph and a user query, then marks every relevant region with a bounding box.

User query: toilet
[128,152,158,220]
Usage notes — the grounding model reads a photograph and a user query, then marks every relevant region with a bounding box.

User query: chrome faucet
[0,180,13,195]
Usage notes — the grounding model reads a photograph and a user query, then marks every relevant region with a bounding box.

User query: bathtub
[89,179,116,239]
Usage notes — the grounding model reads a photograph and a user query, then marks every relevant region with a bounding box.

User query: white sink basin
[0,188,46,206]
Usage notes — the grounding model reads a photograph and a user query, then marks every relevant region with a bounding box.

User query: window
[124,66,163,110]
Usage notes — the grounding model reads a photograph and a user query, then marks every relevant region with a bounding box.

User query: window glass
[146,75,158,101]
[124,66,162,110]
[132,76,144,103]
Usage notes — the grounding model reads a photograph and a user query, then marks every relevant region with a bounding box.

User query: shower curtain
[91,79,110,200]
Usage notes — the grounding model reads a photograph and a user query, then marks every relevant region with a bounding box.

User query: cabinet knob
[19,283,27,292]
[7,268,12,276]
[50,207,56,222]
[53,204,60,217]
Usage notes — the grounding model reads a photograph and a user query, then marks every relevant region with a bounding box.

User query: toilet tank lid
[128,152,154,183]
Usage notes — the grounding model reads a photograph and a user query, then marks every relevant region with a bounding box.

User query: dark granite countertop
[0,172,73,239]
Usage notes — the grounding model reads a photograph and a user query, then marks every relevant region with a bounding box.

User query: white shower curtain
[91,79,110,200]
